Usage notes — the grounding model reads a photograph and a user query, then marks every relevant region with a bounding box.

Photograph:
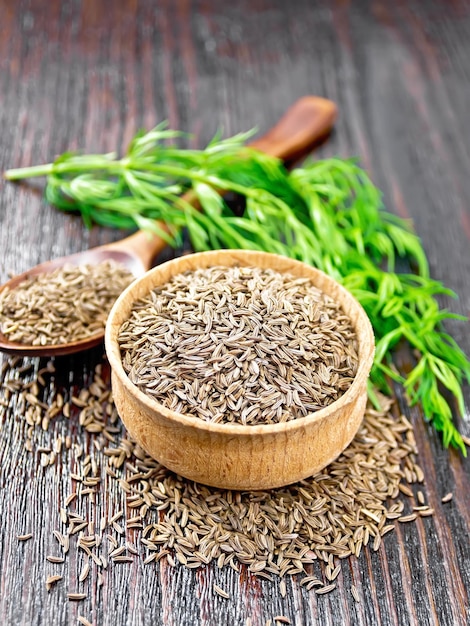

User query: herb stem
[4,164,54,179]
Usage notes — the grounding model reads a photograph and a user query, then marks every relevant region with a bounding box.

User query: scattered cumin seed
[16,533,33,541]
[78,617,93,626]
[315,584,336,595]
[126,543,139,555]
[213,584,230,599]
[144,553,157,565]
[79,563,90,582]
[273,617,291,624]
[414,464,425,483]
[329,564,341,581]
[109,510,123,524]
[3,345,430,604]
[45,576,62,592]
[52,530,64,546]
[46,555,65,563]
[380,524,395,536]
[351,584,360,603]
[112,522,124,534]
[398,484,414,497]
[109,546,126,558]
[67,593,87,601]
[441,493,453,503]
[40,453,50,467]
[361,509,381,524]
[300,576,322,587]
[373,533,382,551]
[112,556,134,563]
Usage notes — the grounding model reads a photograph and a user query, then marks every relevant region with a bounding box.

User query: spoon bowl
[0,96,337,357]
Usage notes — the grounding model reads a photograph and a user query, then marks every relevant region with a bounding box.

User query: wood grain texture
[0,0,469,624]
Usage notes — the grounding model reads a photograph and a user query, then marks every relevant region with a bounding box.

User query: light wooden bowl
[105,250,375,490]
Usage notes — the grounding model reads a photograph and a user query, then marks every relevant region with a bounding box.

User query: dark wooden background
[0,1,469,624]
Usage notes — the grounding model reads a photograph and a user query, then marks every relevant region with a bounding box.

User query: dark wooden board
[0,1,469,624]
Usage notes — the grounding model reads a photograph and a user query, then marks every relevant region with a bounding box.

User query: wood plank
[0,1,469,625]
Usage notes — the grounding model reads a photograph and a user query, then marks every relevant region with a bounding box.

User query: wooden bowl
[105,250,375,490]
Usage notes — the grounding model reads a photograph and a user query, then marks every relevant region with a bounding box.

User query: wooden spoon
[0,96,337,357]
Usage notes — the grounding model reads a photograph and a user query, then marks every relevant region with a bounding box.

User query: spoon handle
[108,96,337,267]
[249,95,337,160]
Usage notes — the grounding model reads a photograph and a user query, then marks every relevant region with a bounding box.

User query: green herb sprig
[5,125,470,453]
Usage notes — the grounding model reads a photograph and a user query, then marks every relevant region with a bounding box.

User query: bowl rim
[105,249,375,436]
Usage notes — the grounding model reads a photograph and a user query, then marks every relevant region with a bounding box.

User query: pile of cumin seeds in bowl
[2,353,435,605]
[117,265,359,425]
[0,261,134,346]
